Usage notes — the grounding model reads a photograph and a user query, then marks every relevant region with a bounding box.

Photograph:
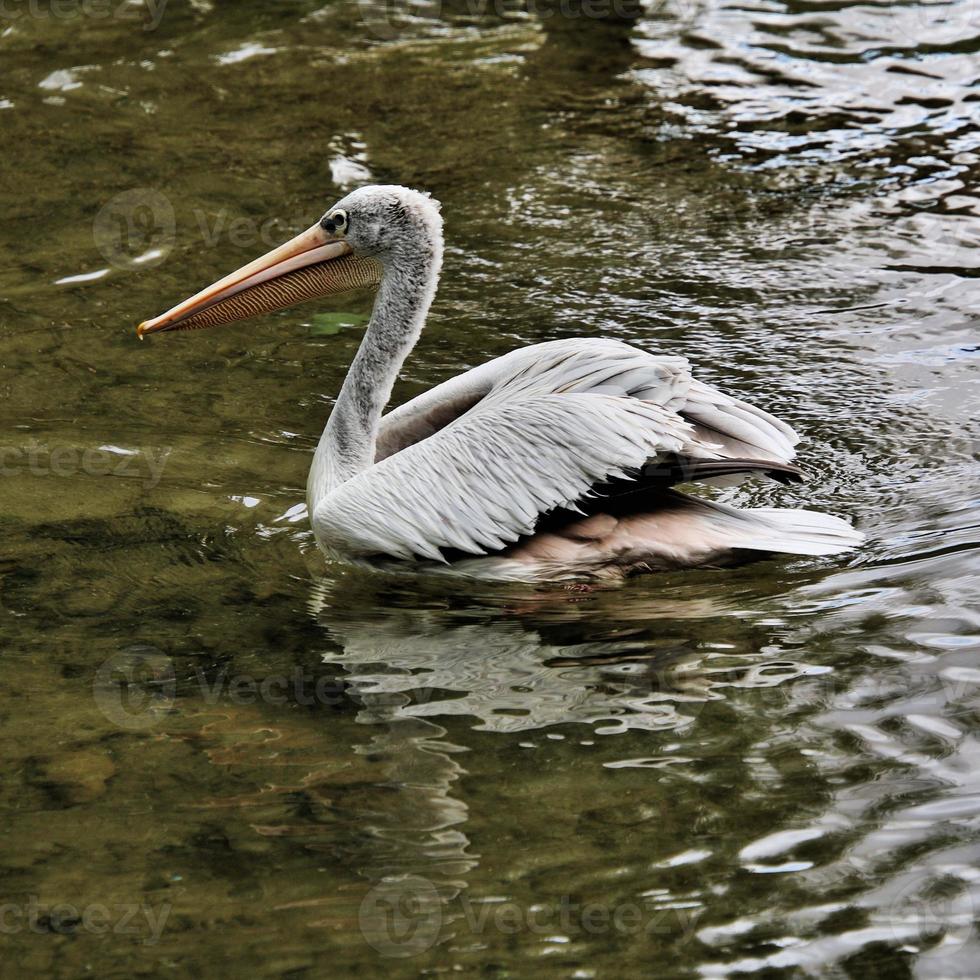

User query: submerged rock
[32,748,117,806]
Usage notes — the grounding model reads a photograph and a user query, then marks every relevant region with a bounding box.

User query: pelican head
[136,184,442,338]
[322,184,443,261]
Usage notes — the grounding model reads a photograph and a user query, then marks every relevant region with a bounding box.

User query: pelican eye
[323,209,348,235]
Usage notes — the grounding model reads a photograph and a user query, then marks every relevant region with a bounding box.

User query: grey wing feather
[680,378,799,463]
[378,339,798,467]
[315,392,696,561]
[322,338,801,562]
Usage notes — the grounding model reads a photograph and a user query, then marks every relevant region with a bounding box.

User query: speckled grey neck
[307,203,443,514]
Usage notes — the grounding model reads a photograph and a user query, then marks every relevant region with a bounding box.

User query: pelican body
[138,185,861,582]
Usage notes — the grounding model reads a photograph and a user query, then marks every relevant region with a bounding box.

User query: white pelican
[138,185,861,581]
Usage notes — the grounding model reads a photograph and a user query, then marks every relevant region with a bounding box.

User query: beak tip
[133,221,343,342]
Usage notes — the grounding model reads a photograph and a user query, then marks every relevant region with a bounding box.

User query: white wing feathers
[682,378,798,463]
[315,393,695,560]
[313,338,800,562]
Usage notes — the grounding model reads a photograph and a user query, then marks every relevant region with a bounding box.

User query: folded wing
[317,338,801,562]
[315,392,697,560]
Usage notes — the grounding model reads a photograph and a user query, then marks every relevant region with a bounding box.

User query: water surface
[1,0,978,975]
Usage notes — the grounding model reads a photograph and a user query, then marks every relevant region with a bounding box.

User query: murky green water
[2,0,979,975]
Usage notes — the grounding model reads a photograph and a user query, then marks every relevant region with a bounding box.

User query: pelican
[138,185,862,582]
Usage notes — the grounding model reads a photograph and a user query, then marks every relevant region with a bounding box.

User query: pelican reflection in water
[138,185,861,581]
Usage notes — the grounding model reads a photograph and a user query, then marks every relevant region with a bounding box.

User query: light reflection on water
[0,0,978,975]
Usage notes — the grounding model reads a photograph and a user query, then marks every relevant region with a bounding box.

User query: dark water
[1,0,978,975]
